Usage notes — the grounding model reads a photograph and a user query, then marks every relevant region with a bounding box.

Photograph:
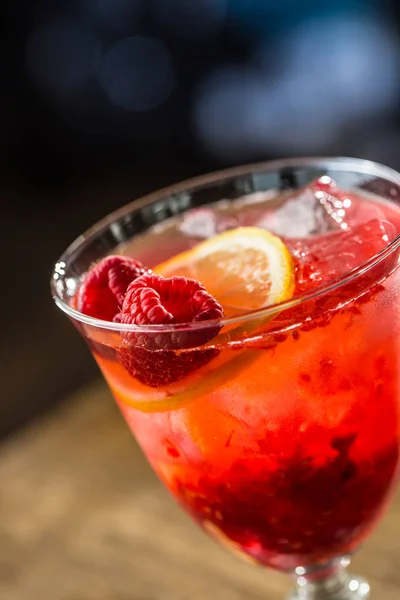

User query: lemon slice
[112,227,295,413]
[155,226,295,316]
[108,348,259,413]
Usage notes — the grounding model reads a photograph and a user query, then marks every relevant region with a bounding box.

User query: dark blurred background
[3,0,400,439]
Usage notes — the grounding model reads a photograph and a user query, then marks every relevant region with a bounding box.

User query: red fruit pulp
[288,219,397,295]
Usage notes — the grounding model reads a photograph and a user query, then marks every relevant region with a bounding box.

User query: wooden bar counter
[0,380,399,599]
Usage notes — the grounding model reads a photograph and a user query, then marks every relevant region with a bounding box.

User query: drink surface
[76,180,400,570]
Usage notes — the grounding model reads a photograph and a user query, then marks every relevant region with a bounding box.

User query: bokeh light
[21,2,400,162]
[193,13,400,160]
[227,0,379,38]
[25,18,101,96]
[266,14,400,119]
[193,68,271,160]
[98,36,176,112]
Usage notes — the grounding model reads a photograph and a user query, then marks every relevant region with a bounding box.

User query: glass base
[288,560,370,600]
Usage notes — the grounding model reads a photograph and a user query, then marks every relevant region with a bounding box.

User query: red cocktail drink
[52,159,400,600]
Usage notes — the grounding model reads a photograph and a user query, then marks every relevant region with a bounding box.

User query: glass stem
[288,558,370,600]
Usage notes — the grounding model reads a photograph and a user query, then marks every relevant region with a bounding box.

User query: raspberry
[77,255,149,321]
[119,346,220,388]
[118,273,224,387]
[121,273,224,349]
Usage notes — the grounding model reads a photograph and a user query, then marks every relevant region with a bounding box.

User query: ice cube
[179,206,239,240]
[216,215,239,233]
[179,208,217,239]
[257,177,351,238]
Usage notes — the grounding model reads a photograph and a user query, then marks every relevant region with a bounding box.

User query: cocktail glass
[51,157,400,600]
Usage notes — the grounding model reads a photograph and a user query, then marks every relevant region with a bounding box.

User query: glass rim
[51,156,400,333]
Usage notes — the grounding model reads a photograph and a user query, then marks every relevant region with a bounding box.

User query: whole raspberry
[121,273,223,349]
[118,273,224,387]
[77,255,150,321]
